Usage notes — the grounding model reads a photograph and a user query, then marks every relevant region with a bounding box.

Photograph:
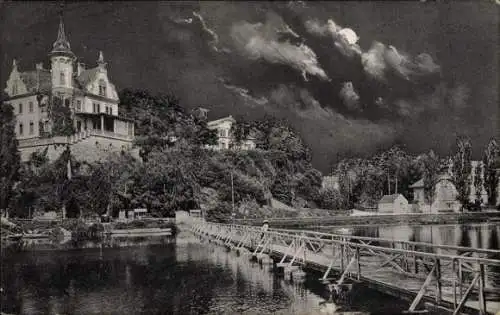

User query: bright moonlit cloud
[305,19,362,58]
[231,17,329,82]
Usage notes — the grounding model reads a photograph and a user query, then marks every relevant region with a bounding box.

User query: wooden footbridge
[190,221,500,315]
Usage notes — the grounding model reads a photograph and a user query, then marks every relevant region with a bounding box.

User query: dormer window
[60,71,66,86]
[98,79,106,97]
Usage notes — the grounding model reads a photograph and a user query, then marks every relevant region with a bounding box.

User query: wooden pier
[190,221,500,315]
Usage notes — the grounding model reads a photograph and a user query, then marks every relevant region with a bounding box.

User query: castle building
[3,16,135,162]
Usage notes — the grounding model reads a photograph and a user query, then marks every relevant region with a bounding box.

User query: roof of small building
[207,115,236,127]
[409,178,424,188]
[379,194,406,204]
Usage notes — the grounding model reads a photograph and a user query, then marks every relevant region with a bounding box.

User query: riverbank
[1,217,177,253]
[233,211,500,229]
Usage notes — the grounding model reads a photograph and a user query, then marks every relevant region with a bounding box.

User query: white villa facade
[3,16,134,162]
[206,115,256,151]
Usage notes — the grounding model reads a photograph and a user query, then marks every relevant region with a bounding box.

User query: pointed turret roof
[49,14,75,58]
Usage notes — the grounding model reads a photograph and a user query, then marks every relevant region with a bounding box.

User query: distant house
[409,179,425,204]
[206,115,256,151]
[432,174,461,213]
[321,175,340,191]
[207,116,236,150]
[410,174,461,213]
[378,194,409,214]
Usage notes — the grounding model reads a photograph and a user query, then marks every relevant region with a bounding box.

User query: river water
[1,233,413,315]
[325,223,500,250]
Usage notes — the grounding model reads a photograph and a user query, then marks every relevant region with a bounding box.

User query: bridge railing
[208,223,500,258]
[192,222,500,315]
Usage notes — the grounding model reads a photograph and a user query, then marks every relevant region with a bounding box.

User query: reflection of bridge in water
[191,221,500,315]
[201,240,330,315]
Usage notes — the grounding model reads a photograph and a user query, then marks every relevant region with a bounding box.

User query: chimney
[36,63,44,70]
[77,62,85,76]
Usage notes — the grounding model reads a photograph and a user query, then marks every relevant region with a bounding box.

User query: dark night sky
[1,1,498,172]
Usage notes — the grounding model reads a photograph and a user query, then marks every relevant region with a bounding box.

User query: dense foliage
[452,136,473,210]
[49,96,75,137]
[5,88,499,220]
[0,100,20,213]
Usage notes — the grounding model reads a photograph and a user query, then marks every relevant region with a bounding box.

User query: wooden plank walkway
[191,221,500,315]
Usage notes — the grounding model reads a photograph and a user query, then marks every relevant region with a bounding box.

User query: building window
[76,100,81,111]
[18,103,23,114]
[93,103,96,113]
[29,101,34,113]
[98,79,106,97]
[60,71,65,86]
[97,103,101,113]
[12,81,18,95]
[19,123,23,135]
[29,121,34,135]
[64,99,70,107]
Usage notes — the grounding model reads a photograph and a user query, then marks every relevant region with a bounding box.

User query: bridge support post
[452,258,457,309]
[356,247,361,281]
[452,273,480,315]
[435,258,441,303]
[479,264,486,315]
[277,239,296,271]
[406,265,436,313]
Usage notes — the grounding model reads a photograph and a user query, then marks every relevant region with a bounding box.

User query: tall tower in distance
[49,14,76,101]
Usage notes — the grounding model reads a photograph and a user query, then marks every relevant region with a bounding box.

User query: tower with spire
[50,14,75,92]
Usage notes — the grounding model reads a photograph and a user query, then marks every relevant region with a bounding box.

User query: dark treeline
[1,90,498,222]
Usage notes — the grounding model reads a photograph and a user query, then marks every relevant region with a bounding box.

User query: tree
[49,96,75,136]
[473,161,484,206]
[318,188,344,210]
[483,138,499,206]
[452,136,472,210]
[119,89,216,161]
[0,100,21,214]
[419,150,440,207]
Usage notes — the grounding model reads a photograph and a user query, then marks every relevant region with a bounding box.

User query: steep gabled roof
[207,115,236,127]
[19,70,52,93]
[379,194,405,204]
[409,178,424,188]
[75,67,100,88]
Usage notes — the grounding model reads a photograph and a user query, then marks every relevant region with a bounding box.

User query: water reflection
[2,235,412,315]
[347,223,500,251]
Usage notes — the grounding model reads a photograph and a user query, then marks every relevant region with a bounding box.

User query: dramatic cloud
[339,82,361,112]
[230,13,329,82]
[219,78,269,106]
[362,41,440,82]
[265,84,399,166]
[2,1,496,171]
[305,19,362,58]
[191,11,232,53]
